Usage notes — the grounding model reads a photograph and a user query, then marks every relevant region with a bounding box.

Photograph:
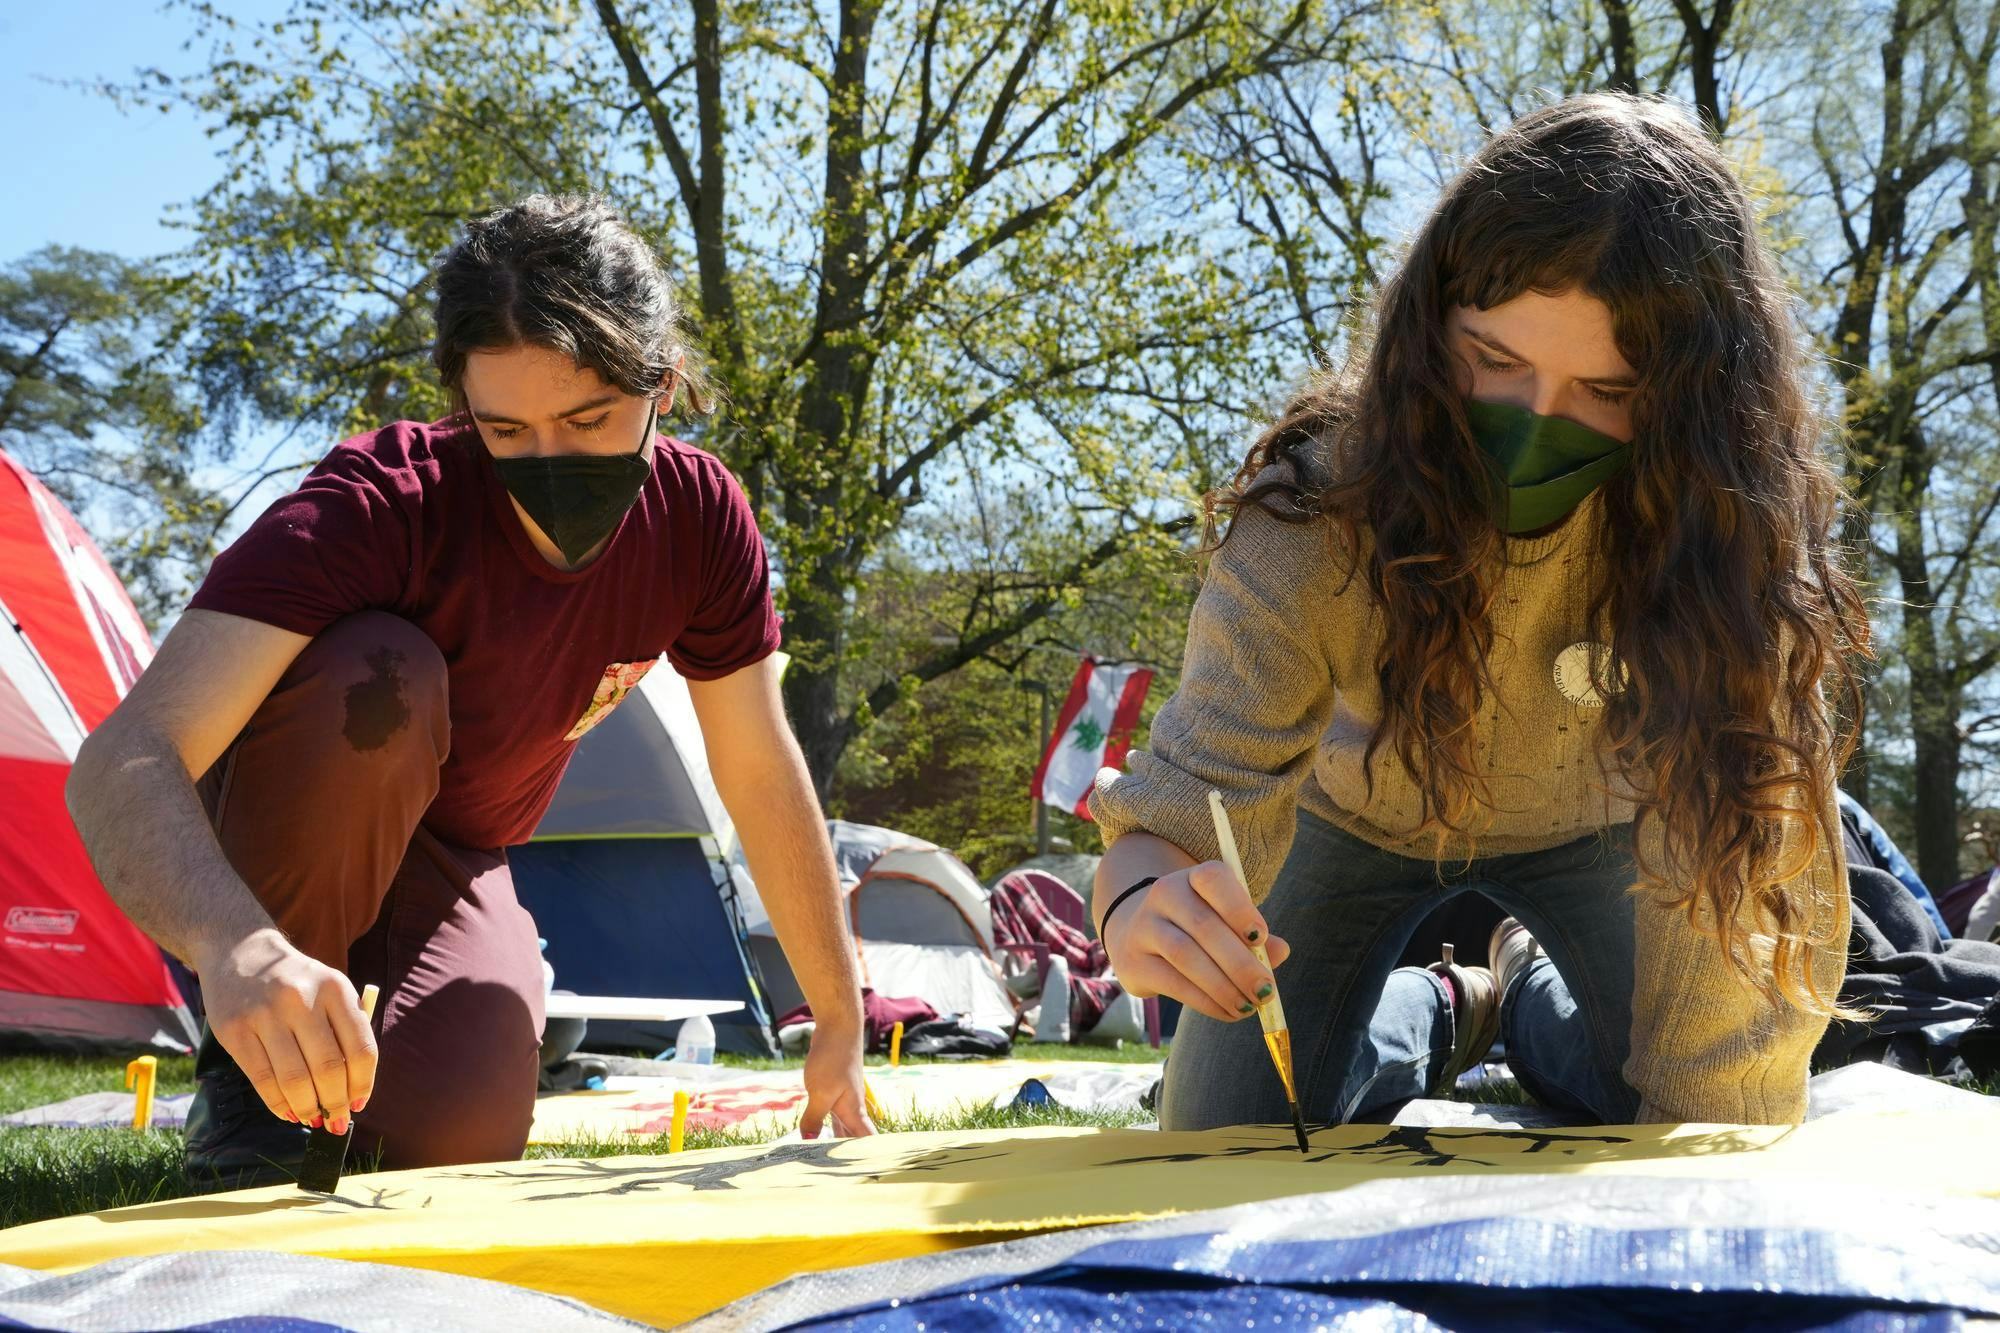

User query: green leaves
[114,0,1384,791]
[0,247,219,624]
[113,0,1392,780]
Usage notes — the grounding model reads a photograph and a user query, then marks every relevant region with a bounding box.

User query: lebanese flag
[1030,657,1154,819]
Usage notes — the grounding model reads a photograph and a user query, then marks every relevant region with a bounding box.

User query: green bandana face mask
[1463,397,1632,535]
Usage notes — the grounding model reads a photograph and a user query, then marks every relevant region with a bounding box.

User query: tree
[829,468,1197,872]
[0,246,216,623]
[1426,0,1833,141]
[1412,0,2000,888]
[126,0,1389,792]
[1796,0,2000,888]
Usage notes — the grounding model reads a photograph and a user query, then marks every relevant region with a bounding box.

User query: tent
[0,448,195,1052]
[986,851,1101,896]
[754,821,1015,1027]
[985,854,1181,1042]
[512,661,776,1055]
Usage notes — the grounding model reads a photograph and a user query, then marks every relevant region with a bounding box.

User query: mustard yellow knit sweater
[1088,479,1849,1125]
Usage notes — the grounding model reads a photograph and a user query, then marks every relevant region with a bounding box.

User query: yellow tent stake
[668,1090,689,1153]
[125,1055,157,1131]
[890,1021,903,1067]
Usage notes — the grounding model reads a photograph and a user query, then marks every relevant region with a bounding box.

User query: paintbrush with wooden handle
[1208,791,1310,1154]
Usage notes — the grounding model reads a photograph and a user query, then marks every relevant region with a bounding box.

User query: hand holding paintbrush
[1090,789,1305,1149]
[298,983,379,1193]
[1207,791,1312,1154]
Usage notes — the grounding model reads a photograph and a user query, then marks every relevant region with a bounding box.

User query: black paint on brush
[297,983,378,1194]
[297,1122,354,1194]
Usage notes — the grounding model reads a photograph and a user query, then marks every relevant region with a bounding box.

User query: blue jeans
[1159,808,1644,1128]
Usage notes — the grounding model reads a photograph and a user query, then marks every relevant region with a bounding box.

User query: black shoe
[182,1023,311,1193]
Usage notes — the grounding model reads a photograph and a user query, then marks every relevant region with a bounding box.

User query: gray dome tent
[511,663,776,1055]
[752,821,1015,1029]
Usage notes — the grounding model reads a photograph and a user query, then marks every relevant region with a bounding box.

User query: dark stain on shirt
[343,648,411,751]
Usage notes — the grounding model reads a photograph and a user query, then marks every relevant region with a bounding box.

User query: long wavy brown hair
[1212,92,1870,1015]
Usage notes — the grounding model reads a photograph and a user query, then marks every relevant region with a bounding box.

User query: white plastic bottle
[675,1012,716,1064]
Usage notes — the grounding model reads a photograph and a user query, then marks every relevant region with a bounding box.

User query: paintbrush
[1207,790,1310,1154]
[297,983,379,1193]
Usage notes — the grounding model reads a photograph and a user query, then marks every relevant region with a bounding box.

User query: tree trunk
[1669,0,1738,133]
[780,558,860,795]
[691,0,742,367]
[1825,0,1920,819]
[1894,434,1963,890]
[777,0,880,795]
[1909,671,1964,890]
[1599,0,1640,93]
[1686,27,1725,133]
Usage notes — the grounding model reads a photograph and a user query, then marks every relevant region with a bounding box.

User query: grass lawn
[2,1044,1992,1232]
[0,1043,1162,1230]
[0,1051,199,1225]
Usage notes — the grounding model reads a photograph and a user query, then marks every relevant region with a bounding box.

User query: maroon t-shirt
[188,416,781,849]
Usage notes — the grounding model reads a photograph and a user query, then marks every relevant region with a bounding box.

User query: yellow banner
[4,1114,1996,1328]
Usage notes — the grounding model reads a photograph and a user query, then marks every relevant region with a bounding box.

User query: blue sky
[1,4,302,559]
[0,4,278,262]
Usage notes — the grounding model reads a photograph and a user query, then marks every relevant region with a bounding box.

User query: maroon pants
[200,612,545,1167]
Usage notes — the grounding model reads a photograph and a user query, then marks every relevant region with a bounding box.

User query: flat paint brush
[298,983,379,1193]
[1208,790,1310,1155]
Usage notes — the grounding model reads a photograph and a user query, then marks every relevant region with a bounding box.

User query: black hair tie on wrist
[1097,876,1159,939]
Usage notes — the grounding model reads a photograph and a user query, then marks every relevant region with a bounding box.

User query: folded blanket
[1817,866,2000,1078]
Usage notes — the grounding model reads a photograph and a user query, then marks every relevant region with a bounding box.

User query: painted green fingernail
[1257,984,1273,999]
[1247,928,1261,942]
[1238,1002,1254,1014]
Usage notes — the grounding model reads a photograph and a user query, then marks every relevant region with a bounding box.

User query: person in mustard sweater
[1088,91,1870,1129]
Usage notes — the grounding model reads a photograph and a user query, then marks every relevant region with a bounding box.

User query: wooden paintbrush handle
[1208,791,1293,1033]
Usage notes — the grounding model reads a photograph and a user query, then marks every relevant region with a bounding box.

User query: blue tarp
[791,1225,1973,1330]
[703,1173,2000,1332]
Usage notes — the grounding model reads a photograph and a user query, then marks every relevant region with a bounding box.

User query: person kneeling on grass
[1089,91,1869,1131]
[66,194,873,1188]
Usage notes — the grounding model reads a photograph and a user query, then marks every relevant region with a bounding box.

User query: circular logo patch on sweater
[1554,641,1624,708]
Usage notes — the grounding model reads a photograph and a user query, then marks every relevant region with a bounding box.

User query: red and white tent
[0,447,195,1051]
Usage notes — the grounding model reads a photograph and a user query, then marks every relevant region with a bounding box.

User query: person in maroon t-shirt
[67,195,872,1185]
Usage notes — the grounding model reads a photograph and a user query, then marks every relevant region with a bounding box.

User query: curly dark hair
[432,192,716,416]
[1210,92,1870,1016]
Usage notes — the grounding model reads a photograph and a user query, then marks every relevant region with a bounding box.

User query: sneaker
[1488,916,1545,1004]
[182,1024,311,1193]
[1426,942,1501,1085]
